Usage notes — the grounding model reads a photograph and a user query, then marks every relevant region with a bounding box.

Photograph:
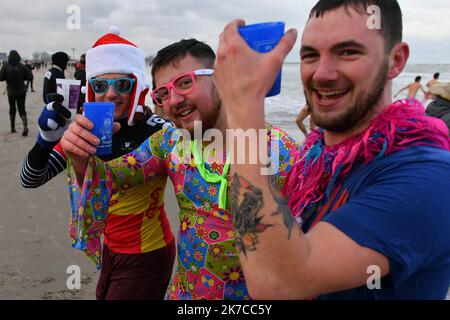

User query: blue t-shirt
[304,146,450,300]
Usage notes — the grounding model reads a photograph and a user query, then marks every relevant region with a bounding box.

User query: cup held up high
[238,21,285,97]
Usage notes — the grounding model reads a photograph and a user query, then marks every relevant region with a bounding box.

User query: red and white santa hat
[85,26,149,126]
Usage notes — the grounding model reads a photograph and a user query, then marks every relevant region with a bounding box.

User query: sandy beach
[0,67,180,299]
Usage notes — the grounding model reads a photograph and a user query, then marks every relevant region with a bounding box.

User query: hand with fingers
[213,19,298,128]
[60,114,121,184]
[37,93,73,148]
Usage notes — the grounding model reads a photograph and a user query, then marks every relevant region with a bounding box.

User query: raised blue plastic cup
[83,102,114,156]
[238,21,285,97]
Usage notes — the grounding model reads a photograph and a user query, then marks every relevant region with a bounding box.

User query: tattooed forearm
[231,173,273,256]
[268,175,300,239]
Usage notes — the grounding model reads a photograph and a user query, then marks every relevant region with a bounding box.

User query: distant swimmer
[394,76,426,99]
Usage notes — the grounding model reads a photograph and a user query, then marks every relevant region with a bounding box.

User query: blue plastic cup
[83,102,114,156]
[238,21,285,97]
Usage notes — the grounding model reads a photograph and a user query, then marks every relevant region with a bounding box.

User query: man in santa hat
[20,27,175,300]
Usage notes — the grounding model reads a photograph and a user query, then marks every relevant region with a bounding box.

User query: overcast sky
[1,0,449,63]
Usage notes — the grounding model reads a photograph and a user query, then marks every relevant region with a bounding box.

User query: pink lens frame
[151,68,214,107]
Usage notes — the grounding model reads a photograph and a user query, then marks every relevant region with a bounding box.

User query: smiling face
[93,73,132,121]
[300,6,392,140]
[153,54,221,134]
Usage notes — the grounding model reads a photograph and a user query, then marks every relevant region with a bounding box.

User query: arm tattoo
[268,175,300,240]
[231,173,273,256]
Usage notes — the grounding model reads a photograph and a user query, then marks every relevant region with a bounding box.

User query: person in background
[0,50,32,136]
[425,72,440,100]
[74,53,86,113]
[394,75,426,99]
[296,103,317,139]
[24,60,35,92]
[43,51,69,103]
[426,82,450,133]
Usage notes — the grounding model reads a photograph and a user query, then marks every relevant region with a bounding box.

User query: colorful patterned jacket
[68,124,299,299]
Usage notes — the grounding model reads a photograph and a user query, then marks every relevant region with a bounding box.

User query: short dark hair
[151,39,215,89]
[434,73,440,79]
[415,76,422,82]
[309,0,403,52]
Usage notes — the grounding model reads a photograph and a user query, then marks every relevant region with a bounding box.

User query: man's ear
[387,42,409,80]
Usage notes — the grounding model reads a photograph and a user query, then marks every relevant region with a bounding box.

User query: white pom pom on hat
[109,25,121,36]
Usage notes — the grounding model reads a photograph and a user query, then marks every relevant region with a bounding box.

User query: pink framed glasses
[151,69,214,107]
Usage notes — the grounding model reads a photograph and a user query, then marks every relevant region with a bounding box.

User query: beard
[179,89,222,136]
[200,91,222,133]
[306,59,389,133]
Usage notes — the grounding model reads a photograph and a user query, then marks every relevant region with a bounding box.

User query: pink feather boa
[283,99,450,219]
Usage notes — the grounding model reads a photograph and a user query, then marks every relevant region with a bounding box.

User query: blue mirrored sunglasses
[89,77,135,94]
